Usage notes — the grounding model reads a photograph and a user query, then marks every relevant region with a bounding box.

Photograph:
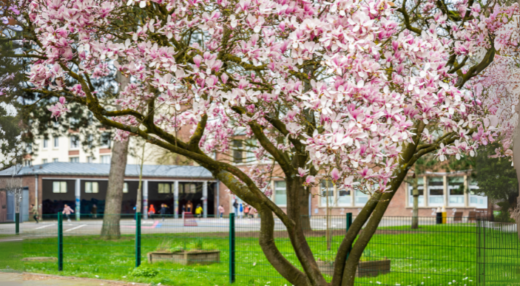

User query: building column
[464,175,469,207]
[34,175,39,217]
[443,175,448,208]
[203,181,208,218]
[216,180,220,215]
[143,180,148,220]
[75,179,80,221]
[174,181,179,219]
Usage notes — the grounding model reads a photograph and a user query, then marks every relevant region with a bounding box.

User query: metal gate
[477,220,520,285]
[4,187,29,222]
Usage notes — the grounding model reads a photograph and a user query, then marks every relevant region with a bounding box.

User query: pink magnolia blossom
[47,97,69,119]
[22,0,520,196]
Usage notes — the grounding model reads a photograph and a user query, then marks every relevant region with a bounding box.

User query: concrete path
[0,272,149,286]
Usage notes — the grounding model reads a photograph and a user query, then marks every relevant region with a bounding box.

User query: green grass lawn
[1,225,518,286]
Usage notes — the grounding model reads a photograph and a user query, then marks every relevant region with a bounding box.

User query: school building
[0,162,491,223]
[0,162,218,221]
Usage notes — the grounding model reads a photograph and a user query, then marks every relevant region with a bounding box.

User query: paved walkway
[0,272,149,286]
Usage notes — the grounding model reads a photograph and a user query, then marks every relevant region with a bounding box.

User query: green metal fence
[477,220,520,285]
[0,214,518,285]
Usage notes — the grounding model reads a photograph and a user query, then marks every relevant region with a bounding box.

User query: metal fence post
[58,212,63,271]
[346,213,352,259]
[15,212,19,235]
[135,212,141,267]
[229,213,235,283]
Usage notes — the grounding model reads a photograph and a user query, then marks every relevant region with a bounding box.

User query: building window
[26,143,32,154]
[448,177,464,207]
[53,137,59,148]
[233,140,243,163]
[123,183,129,193]
[70,136,79,149]
[43,139,49,149]
[53,181,67,193]
[337,188,352,206]
[274,181,286,206]
[24,160,32,167]
[69,157,79,163]
[87,135,94,148]
[408,177,425,207]
[318,179,353,207]
[85,182,99,193]
[87,156,93,163]
[232,139,257,164]
[469,178,487,208]
[428,177,444,207]
[101,133,111,147]
[355,184,370,206]
[158,183,171,194]
[42,159,48,164]
[101,155,111,164]
[53,158,59,162]
[320,180,335,206]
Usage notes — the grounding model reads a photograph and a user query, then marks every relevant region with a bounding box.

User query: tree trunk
[517,197,520,240]
[100,139,129,239]
[136,141,145,214]
[412,177,419,229]
[300,186,312,232]
[100,72,130,239]
[512,121,520,239]
[326,180,331,250]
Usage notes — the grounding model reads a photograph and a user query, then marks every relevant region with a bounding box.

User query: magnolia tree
[473,55,520,235]
[20,0,520,284]
[0,0,25,170]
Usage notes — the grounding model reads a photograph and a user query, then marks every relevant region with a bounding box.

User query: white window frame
[273,181,287,206]
[354,183,371,207]
[469,178,487,209]
[85,182,99,193]
[123,183,129,193]
[70,136,79,150]
[43,139,49,149]
[100,155,111,164]
[447,176,465,207]
[53,137,59,148]
[158,183,171,194]
[318,179,355,207]
[320,179,335,207]
[53,181,67,193]
[100,133,111,148]
[407,177,425,207]
[69,157,79,163]
[86,156,93,163]
[428,177,444,207]
[42,159,48,164]
[53,158,59,162]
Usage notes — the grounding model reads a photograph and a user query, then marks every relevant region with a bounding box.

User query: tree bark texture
[512,121,520,239]
[100,138,129,239]
[412,177,419,229]
[100,73,130,239]
[136,142,146,213]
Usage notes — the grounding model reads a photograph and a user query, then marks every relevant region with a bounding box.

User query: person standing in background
[62,204,74,222]
[239,203,244,219]
[186,201,193,213]
[195,204,203,218]
[91,204,97,218]
[148,204,156,220]
[160,204,168,221]
[244,204,250,219]
[233,199,238,214]
[218,205,225,219]
[31,204,39,223]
